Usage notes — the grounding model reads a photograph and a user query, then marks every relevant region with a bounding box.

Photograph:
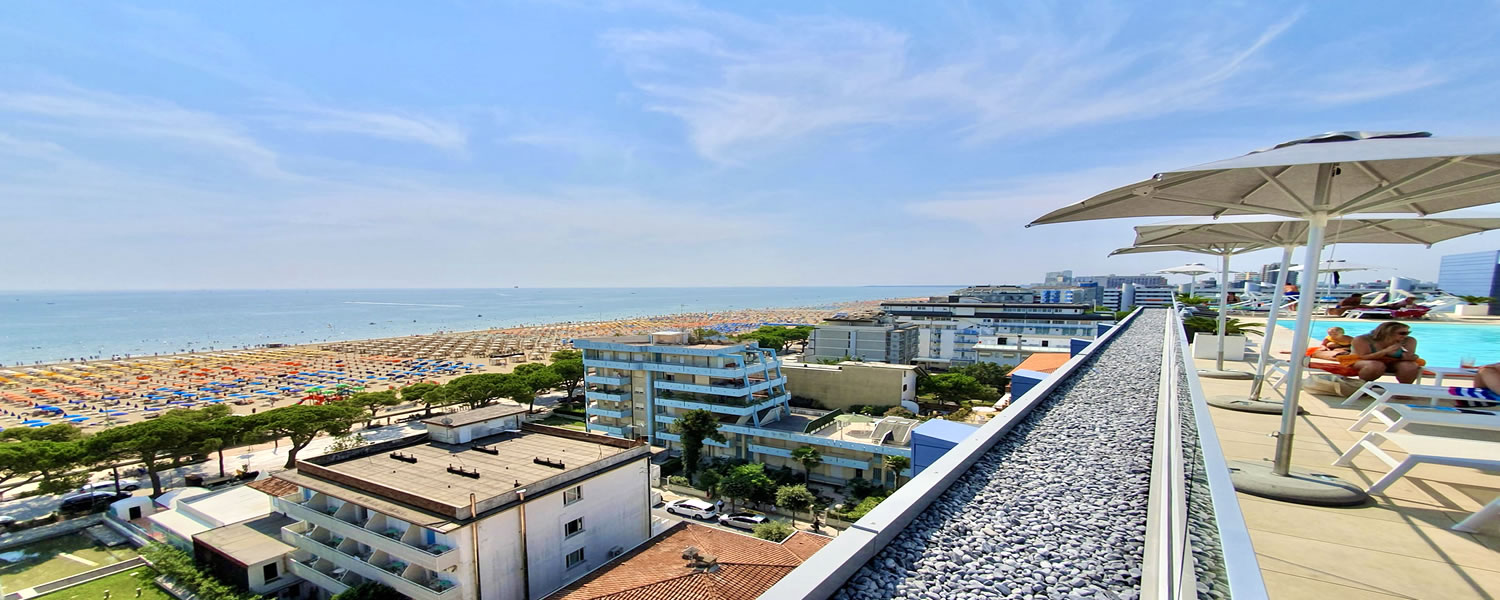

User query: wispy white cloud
[262,104,469,152]
[601,3,1448,162]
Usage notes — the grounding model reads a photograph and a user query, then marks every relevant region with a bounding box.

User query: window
[565,517,584,537]
[262,563,279,581]
[563,485,583,505]
[566,548,586,569]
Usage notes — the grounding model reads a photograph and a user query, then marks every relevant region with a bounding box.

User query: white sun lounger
[1453,497,1500,533]
[1333,431,1500,495]
[1339,381,1499,411]
[1348,402,1500,434]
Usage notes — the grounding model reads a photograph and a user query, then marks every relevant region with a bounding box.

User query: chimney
[681,546,720,573]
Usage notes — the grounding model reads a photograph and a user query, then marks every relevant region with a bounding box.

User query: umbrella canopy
[1031,131,1500,504]
[1287,259,1383,272]
[1134,215,1500,248]
[1156,263,1214,275]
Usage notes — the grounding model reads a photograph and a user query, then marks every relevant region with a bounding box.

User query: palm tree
[791,446,822,483]
[884,455,911,487]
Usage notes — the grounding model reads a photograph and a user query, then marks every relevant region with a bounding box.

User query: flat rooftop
[194,514,296,567]
[295,425,647,520]
[421,403,527,427]
[575,335,741,350]
[762,412,906,446]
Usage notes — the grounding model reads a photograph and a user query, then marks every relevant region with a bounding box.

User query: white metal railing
[1145,304,1267,599]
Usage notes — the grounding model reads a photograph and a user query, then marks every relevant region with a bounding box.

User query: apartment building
[1032,285,1103,307]
[949,285,1035,303]
[879,300,1113,368]
[1102,284,1177,310]
[1073,274,1169,288]
[803,310,919,364]
[573,332,915,487]
[780,360,920,411]
[266,418,652,600]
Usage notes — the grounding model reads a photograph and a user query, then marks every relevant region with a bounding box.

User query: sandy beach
[0,298,904,431]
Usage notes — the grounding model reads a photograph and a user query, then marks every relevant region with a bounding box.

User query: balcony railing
[274,497,458,572]
[282,524,458,600]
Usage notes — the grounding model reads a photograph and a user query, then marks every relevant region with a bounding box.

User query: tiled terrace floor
[1198,321,1500,599]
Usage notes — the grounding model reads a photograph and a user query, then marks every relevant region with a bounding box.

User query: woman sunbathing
[1344,322,1422,383]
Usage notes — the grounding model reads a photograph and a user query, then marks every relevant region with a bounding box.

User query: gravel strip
[835,309,1167,600]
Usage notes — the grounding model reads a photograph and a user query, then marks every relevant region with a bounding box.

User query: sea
[0,286,954,366]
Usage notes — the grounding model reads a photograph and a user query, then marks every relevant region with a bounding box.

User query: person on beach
[1343,322,1422,383]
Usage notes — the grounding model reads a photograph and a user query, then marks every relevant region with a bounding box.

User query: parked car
[59,491,127,512]
[718,512,767,531]
[0,515,16,530]
[78,479,141,493]
[665,499,719,520]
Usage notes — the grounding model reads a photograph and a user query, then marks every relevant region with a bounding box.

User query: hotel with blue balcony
[573,331,916,486]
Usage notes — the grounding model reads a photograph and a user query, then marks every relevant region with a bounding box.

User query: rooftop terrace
[288,424,648,521]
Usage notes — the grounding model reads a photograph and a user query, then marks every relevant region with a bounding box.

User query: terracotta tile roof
[546,523,832,600]
[1015,352,1072,374]
[245,478,299,498]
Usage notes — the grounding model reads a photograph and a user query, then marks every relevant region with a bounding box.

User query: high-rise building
[880,300,1112,368]
[1259,262,1299,286]
[1043,270,1073,285]
[1439,250,1500,315]
[574,332,915,486]
[803,310,919,364]
[1073,274,1169,288]
[949,285,1035,303]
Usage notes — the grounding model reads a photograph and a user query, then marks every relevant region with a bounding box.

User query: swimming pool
[1275,319,1500,368]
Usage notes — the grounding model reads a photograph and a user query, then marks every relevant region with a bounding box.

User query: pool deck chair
[1453,497,1500,533]
[1349,403,1500,434]
[1340,381,1499,412]
[1333,431,1500,495]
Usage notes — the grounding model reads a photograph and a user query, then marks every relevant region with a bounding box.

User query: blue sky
[4,1,1500,290]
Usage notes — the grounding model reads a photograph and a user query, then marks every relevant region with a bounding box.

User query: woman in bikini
[1346,322,1421,383]
[1309,326,1354,360]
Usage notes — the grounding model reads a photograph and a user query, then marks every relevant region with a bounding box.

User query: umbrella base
[1198,369,1255,380]
[1228,460,1369,507]
[1206,395,1304,414]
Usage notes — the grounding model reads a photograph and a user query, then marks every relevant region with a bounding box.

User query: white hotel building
[266,406,652,600]
[879,299,1115,368]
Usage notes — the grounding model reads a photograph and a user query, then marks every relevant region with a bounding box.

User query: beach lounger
[1333,432,1500,533]
[1348,402,1500,434]
[1340,381,1500,411]
[1453,497,1500,533]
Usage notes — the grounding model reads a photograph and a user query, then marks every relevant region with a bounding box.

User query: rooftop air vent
[447,465,480,479]
[389,452,418,463]
[533,457,566,469]
[473,445,499,455]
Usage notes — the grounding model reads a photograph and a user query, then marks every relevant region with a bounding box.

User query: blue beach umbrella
[66,416,89,422]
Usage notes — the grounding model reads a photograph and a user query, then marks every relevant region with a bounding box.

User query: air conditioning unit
[608,546,624,558]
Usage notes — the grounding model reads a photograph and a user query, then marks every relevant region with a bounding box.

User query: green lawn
[0,536,138,593]
[537,415,587,430]
[35,567,172,600]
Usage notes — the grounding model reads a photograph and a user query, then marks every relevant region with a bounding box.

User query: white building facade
[879,300,1114,369]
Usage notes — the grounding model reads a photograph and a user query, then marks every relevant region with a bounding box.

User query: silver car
[717,512,767,531]
[79,479,141,493]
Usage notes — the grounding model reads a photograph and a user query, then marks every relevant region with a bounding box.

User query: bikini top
[1323,336,1352,349]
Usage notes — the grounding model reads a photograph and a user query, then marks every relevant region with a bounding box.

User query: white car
[718,512,768,531]
[79,479,141,493]
[665,498,719,520]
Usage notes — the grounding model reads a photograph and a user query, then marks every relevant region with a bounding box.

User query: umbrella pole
[1275,215,1325,475]
[1248,246,1294,400]
[1200,252,1252,380]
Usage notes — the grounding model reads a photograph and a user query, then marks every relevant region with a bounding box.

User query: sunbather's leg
[1393,360,1421,384]
[1354,360,1388,382]
[1478,363,1500,394]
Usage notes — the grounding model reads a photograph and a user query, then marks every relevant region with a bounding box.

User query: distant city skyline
[4,2,1499,290]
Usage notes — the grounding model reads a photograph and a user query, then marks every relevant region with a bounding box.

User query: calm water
[0,287,951,365]
[1277,319,1500,368]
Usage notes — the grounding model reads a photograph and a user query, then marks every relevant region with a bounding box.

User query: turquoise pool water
[1275,320,1500,368]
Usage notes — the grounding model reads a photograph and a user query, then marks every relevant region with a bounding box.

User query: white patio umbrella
[1031,131,1500,506]
[1132,215,1500,414]
[1115,243,1266,379]
[1156,263,1214,298]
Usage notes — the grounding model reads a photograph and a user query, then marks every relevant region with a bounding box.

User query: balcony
[287,554,352,595]
[282,523,458,600]
[584,374,629,386]
[653,376,785,397]
[585,389,629,402]
[273,496,458,572]
[586,405,630,419]
[586,422,627,437]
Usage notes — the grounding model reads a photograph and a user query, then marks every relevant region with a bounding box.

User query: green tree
[790,446,822,483]
[89,418,200,496]
[918,373,999,406]
[333,582,406,600]
[513,363,564,413]
[696,469,722,496]
[400,382,439,405]
[751,520,795,542]
[440,373,512,410]
[719,463,775,510]
[1,423,85,442]
[0,439,83,498]
[688,328,724,343]
[884,455,911,487]
[735,326,814,353]
[349,390,402,421]
[954,362,1012,394]
[1459,295,1493,305]
[246,402,363,468]
[549,350,586,398]
[198,415,255,478]
[775,484,817,527]
[670,409,724,479]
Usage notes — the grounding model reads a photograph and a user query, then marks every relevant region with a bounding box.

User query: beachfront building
[879,299,1114,369]
[265,419,653,600]
[781,360,920,411]
[574,332,915,486]
[1073,274,1168,288]
[802,310,919,364]
[949,285,1035,303]
[1101,284,1176,310]
[1032,285,1103,307]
